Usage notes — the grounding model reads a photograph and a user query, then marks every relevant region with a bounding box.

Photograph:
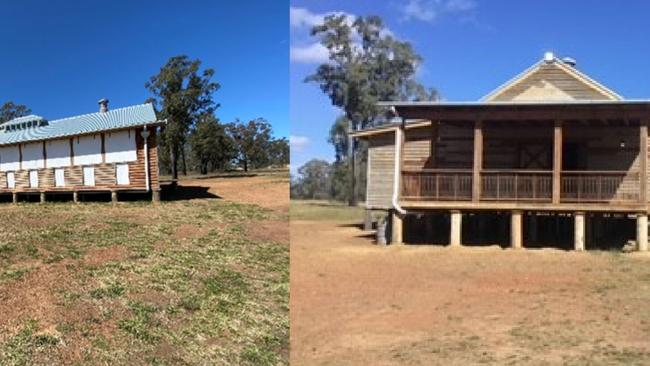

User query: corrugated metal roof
[0,103,159,146]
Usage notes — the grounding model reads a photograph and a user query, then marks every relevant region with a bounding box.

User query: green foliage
[0,102,31,124]
[227,118,274,172]
[268,137,290,166]
[291,148,366,202]
[189,114,234,174]
[146,55,219,179]
[329,116,350,162]
[306,14,436,205]
[290,159,332,199]
[306,15,437,131]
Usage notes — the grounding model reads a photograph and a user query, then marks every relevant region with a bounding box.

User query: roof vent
[562,57,577,67]
[98,98,109,113]
[543,51,555,63]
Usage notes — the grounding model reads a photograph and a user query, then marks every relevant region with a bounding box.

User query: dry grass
[291,202,650,365]
[0,176,288,365]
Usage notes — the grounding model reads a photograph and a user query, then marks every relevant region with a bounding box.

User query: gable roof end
[481,55,623,102]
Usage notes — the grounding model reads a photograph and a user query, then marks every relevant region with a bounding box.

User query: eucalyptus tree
[189,114,234,174]
[306,15,437,205]
[227,118,274,172]
[146,55,219,179]
[0,102,31,123]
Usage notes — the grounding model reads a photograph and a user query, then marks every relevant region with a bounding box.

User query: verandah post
[639,119,648,203]
[553,120,563,204]
[472,120,483,202]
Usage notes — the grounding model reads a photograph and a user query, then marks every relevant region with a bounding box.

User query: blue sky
[290,0,650,172]
[0,0,288,138]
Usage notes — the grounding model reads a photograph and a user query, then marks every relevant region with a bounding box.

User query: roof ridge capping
[480,52,623,102]
[49,102,156,124]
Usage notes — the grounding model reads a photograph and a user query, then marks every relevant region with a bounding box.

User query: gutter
[392,113,406,215]
[141,126,151,192]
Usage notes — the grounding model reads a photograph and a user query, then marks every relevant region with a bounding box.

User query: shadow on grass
[162,184,221,201]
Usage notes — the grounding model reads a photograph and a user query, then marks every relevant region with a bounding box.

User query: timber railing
[401,169,639,204]
[401,169,472,200]
[560,170,639,203]
[480,170,553,201]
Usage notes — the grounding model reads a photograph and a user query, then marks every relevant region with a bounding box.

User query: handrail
[482,169,552,174]
[561,170,636,175]
[402,168,473,173]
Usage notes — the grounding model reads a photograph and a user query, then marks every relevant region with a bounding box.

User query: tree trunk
[170,146,178,180]
[243,159,248,172]
[348,136,357,207]
[181,146,187,176]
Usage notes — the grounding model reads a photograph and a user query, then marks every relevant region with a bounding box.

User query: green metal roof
[0,103,159,146]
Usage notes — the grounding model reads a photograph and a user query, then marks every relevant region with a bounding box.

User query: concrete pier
[511,210,523,249]
[450,210,462,247]
[391,211,403,245]
[637,214,648,251]
[574,212,585,251]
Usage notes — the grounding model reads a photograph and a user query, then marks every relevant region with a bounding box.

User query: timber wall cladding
[564,124,640,197]
[0,127,159,192]
[367,133,395,209]
[489,63,614,102]
[403,123,474,169]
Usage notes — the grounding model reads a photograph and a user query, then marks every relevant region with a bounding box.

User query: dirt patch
[247,219,289,243]
[0,262,67,339]
[290,218,650,365]
[84,246,128,266]
[173,223,212,240]
[182,174,289,214]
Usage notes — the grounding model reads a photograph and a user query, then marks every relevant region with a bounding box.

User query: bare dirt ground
[0,171,289,365]
[290,201,650,365]
[181,172,289,215]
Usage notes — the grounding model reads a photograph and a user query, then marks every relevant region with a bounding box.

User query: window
[54,168,65,187]
[29,170,38,188]
[115,164,130,185]
[6,172,15,189]
[83,166,95,186]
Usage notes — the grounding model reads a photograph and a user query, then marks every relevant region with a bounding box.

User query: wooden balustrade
[560,171,639,202]
[480,170,553,201]
[401,169,472,200]
[402,169,639,204]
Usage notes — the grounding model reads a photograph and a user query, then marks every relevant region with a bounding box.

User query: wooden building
[352,52,650,251]
[0,100,163,202]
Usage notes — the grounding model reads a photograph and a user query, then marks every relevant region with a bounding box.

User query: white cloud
[290,43,329,64]
[289,6,394,64]
[402,0,438,22]
[400,0,477,23]
[290,6,355,29]
[290,135,310,152]
[446,0,477,12]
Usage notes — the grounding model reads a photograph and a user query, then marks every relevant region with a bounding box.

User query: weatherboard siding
[0,127,159,193]
[488,63,615,102]
[367,133,395,209]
